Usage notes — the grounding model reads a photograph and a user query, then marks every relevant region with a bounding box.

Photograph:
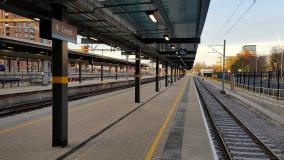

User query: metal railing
[213,71,284,100]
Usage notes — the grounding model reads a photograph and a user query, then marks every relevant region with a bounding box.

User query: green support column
[51,4,68,147]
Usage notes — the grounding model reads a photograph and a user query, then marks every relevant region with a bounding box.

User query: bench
[0,78,21,88]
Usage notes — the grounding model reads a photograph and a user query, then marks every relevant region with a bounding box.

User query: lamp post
[209,40,226,94]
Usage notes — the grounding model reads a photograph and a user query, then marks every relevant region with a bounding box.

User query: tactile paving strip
[160,82,189,160]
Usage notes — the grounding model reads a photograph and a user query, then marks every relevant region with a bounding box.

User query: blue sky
[196,0,284,65]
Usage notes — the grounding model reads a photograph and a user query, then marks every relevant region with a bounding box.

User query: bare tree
[269,46,282,71]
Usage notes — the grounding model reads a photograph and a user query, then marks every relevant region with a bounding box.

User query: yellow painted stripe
[52,76,68,84]
[144,78,188,160]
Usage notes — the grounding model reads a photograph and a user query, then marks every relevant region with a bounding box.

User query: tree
[192,62,203,73]
[269,46,283,71]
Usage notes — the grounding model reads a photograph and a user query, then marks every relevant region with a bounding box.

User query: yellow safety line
[144,78,188,160]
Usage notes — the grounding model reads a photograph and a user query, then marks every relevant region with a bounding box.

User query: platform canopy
[0,0,210,69]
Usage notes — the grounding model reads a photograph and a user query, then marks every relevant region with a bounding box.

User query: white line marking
[193,78,219,160]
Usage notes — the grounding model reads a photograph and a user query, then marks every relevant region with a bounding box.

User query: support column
[135,48,141,103]
[42,59,49,86]
[101,64,103,81]
[115,66,118,80]
[155,57,159,92]
[174,67,177,82]
[165,62,168,87]
[26,58,29,72]
[52,4,68,147]
[171,66,173,84]
[17,60,20,72]
[79,62,82,83]
[8,59,11,72]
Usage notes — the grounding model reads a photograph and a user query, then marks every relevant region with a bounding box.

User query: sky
[195,0,284,65]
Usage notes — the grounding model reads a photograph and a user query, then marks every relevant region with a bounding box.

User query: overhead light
[171,45,175,49]
[146,11,158,23]
[7,46,14,50]
[89,37,98,41]
[163,35,170,41]
[33,17,40,21]
[175,51,178,54]
[40,51,45,54]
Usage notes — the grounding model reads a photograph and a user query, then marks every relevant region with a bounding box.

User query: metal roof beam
[152,0,175,37]
[140,38,200,44]
[159,51,196,55]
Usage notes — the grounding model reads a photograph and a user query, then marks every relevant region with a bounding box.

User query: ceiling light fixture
[163,35,170,41]
[89,37,98,41]
[171,45,175,49]
[33,17,40,21]
[146,11,158,23]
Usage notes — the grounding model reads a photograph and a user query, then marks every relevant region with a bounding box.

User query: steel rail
[194,77,280,160]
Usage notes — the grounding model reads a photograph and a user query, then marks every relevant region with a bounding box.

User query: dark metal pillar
[115,66,118,80]
[253,72,256,92]
[51,4,68,147]
[171,66,173,84]
[268,71,271,89]
[247,72,250,91]
[101,64,103,81]
[155,57,159,92]
[174,67,176,82]
[135,48,141,103]
[17,60,20,72]
[26,58,29,72]
[8,59,11,72]
[243,72,245,86]
[165,62,168,87]
[38,61,40,72]
[277,70,280,100]
[79,62,82,83]
[260,72,263,93]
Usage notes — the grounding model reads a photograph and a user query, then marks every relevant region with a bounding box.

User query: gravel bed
[203,79,284,159]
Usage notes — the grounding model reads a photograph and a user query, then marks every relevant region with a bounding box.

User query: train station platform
[0,76,216,160]
[0,77,144,96]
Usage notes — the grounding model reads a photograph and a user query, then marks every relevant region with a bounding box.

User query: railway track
[0,79,158,118]
[194,77,281,160]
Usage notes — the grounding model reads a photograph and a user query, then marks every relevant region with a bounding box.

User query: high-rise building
[242,45,256,56]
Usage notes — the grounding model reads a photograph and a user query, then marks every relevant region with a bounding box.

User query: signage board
[51,18,77,43]
[179,48,187,55]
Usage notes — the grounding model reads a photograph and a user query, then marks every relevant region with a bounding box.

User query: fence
[214,71,284,100]
[0,71,154,88]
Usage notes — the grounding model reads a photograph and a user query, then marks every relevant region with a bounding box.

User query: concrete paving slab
[0,79,169,160]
